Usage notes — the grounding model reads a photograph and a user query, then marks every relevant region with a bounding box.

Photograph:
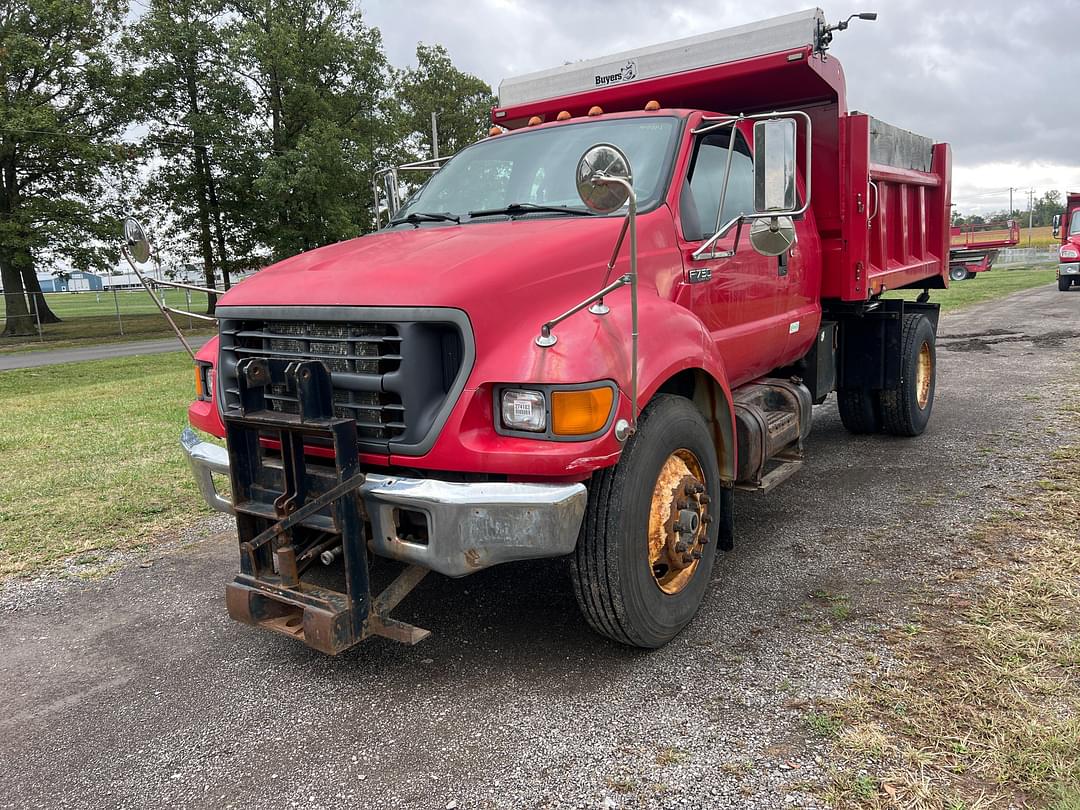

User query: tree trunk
[0,248,34,337]
[183,53,218,314]
[206,169,231,290]
[20,253,62,324]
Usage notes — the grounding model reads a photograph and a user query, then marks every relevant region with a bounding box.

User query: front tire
[880,313,936,436]
[570,395,721,648]
[1060,276,1072,292]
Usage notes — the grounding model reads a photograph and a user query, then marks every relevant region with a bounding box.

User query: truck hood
[219,216,654,310]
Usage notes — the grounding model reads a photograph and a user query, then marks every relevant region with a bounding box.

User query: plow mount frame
[223,356,430,654]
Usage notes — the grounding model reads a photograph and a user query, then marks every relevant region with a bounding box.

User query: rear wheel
[570,395,720,648]
[880,313,936,436]
[1060,277,1072,292]
[949,265,969,282]
[837,387,882,434]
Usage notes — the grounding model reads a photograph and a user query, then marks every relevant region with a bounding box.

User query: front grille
[217,310,468,453]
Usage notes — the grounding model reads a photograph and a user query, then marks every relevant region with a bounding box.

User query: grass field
[886,266,1058,312]
[1018,224,1060,248]
[0,352,209,577]
[0,289,213,353]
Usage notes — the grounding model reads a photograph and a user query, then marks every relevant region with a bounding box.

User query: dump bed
[492,8,952,302]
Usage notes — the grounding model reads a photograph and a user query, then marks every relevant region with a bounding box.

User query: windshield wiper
[388,211,460,226]
[468,203,595,219]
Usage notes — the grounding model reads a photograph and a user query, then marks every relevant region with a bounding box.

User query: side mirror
[123,217,152,264]
[576,143,633,213]
[753,118,797,214]
[1052,214,1060,238]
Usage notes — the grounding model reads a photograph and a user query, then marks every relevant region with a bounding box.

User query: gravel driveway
[2,283,1078,810]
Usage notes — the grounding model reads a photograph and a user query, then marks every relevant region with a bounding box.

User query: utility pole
[1009,187,1016,216]
[1028,188,1035,247]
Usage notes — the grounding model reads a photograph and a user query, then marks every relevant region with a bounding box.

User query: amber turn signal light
[194,364,205,400]
[551,387,615,436]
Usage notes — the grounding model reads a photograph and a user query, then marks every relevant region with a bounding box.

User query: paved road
[0,336,210,370]
[2,284,1078,810]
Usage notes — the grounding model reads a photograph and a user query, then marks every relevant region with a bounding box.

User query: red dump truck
[1054,193,1080,290]
[165,9,952,654]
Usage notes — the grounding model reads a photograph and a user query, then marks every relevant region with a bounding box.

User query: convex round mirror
[749,216,795,257]
[123,217,152,264]
[575,143,633,214]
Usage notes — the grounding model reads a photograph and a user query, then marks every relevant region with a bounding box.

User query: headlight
[500,389,546,432]
[497,383,617,438]
[1061,246,1079,260]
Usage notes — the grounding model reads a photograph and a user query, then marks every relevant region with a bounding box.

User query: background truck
[948,219,1020,281]
[1054,192,1080,290]
[173,8,953,654]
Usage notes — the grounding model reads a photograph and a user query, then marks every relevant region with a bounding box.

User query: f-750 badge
[688,267,712,283]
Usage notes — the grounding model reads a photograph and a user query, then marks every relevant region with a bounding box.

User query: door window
[681,130,754,242]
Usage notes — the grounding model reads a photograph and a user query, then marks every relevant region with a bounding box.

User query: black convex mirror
[754,118,797,214]
[123,217,152,264]
[576,143,633,213]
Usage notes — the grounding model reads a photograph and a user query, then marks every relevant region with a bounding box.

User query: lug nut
[675,540,687,553]
[692,550,703,560]
[699,494,711,505]
[702,514,713,525]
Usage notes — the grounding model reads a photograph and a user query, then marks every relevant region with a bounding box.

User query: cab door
[675,124,792,388]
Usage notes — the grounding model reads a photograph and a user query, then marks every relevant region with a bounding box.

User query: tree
[127,0,261,313]
[0,0,130,336]
[228,0,399,260]
[395,44,496,161]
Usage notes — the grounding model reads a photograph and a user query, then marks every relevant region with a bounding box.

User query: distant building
[35,271,104,292]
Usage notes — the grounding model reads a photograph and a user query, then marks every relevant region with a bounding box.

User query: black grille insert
[217,313,467,453]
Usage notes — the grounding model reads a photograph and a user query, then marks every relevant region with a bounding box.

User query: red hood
[219,215,664,310]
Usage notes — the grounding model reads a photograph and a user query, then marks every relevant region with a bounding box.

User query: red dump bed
[492,9,952,302]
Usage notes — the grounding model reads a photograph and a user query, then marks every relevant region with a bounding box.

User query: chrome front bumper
[180,428,587,577]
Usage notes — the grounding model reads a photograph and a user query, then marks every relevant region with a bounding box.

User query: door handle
[777,252,789,277]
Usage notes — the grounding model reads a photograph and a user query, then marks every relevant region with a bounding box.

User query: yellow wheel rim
[647,449,710,595]
[916,341,933,409]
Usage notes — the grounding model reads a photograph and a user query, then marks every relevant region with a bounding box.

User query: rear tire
[837,388,882,434]
[1060,277,1072,292]
[880,313,936,436]
[570,395,721,648]
[949,265,968,282]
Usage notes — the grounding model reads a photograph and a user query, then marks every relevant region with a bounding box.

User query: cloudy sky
[363,0,1080,215]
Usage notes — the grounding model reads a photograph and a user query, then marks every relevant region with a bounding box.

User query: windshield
[394,116,681,222]
[1070,209,1080,236]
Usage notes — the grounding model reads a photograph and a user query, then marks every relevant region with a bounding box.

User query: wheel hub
[916,340,933,409]
[648,452,711,594]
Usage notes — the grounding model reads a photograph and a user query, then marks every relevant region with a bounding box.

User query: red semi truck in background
[168,9,954,654]
[1054,193,1080,290]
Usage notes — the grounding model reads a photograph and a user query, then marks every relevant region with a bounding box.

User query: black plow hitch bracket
[223,356,431,654]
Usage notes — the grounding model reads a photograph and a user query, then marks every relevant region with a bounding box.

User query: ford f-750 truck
[1054,192,1080,290]
[163,9,953,654]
